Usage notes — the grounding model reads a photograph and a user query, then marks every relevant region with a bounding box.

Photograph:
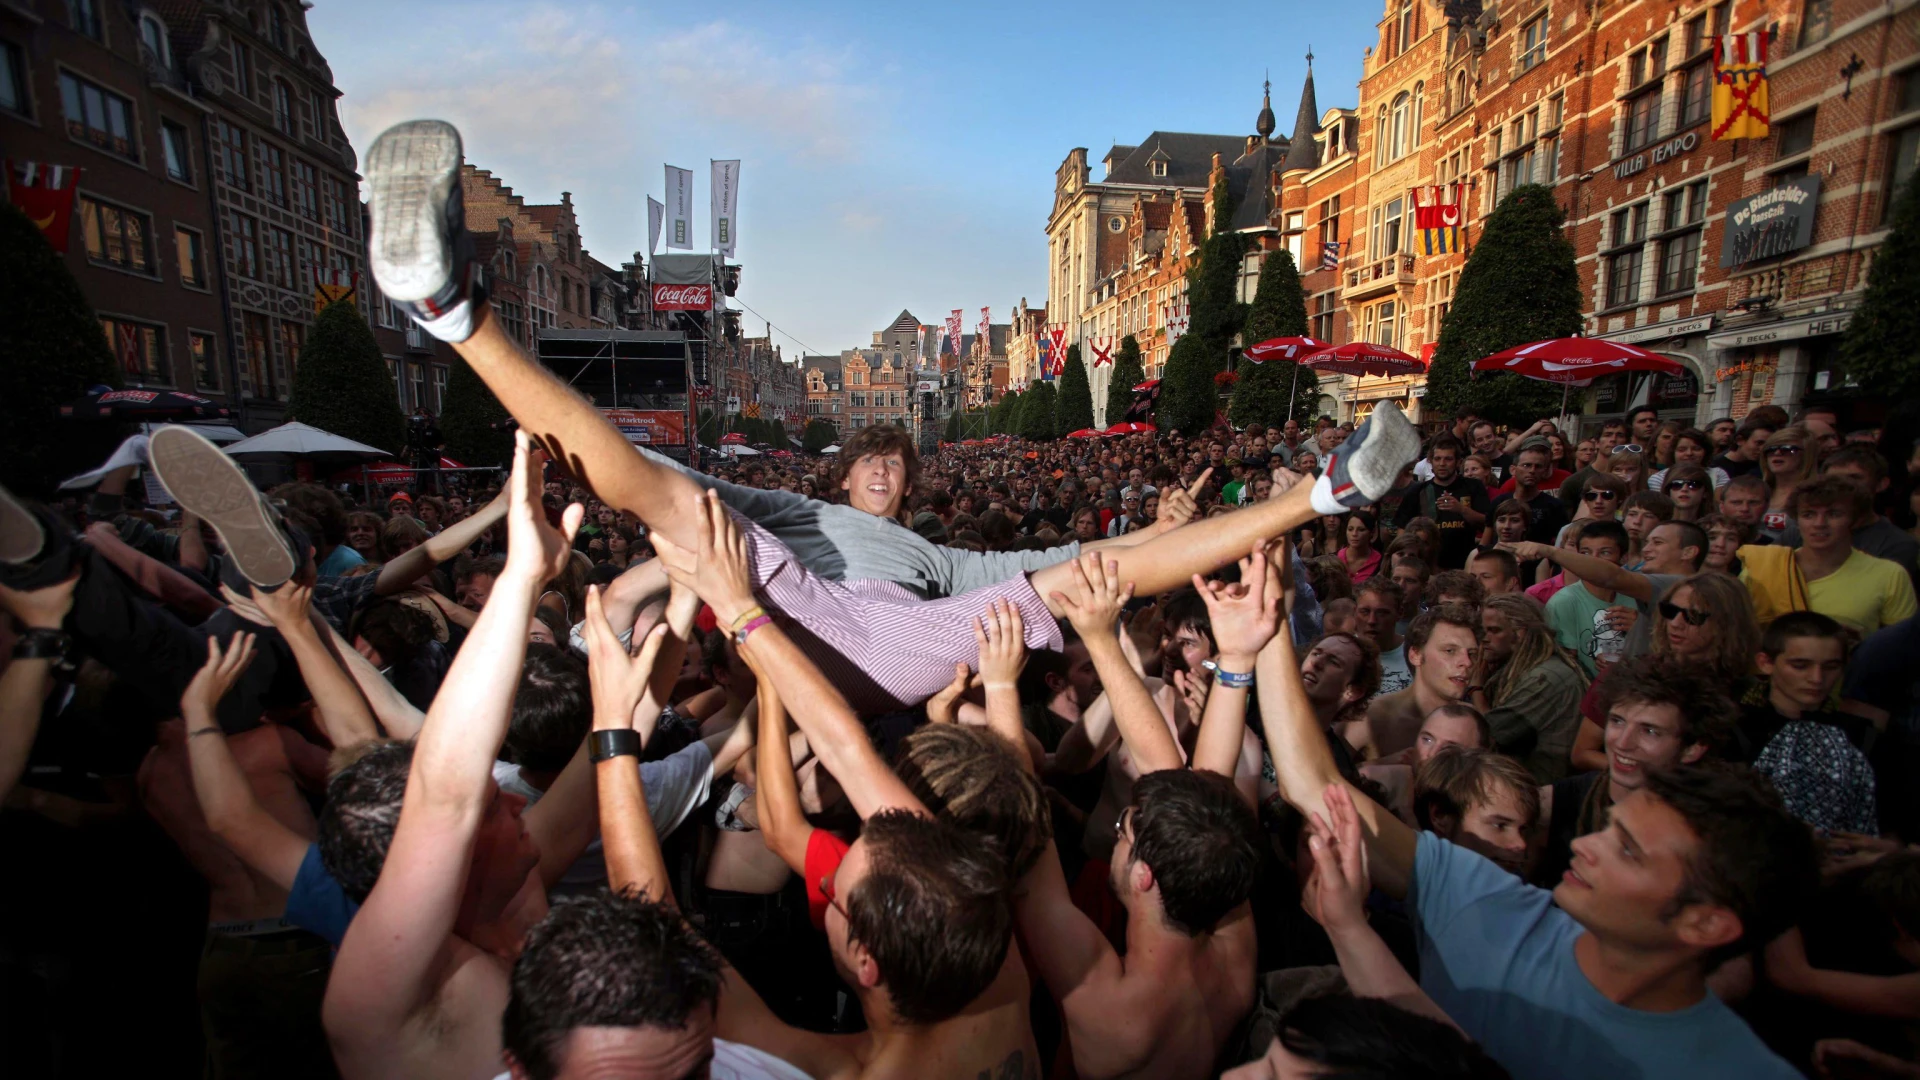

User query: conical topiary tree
[943,408,961,443]
[1242,248,1308,346]
[286,300,406,454]
[1160,333,1218,435]
[1106,334,1146,426]
[990,390,1017,434]
[1018,379,1058,441]
[440,355,512,466]
[802,419,837,453]
[1841,172,1920,399]
[1187,175,1247,356]
[1423,184,1583,427]
[1054,344,1095,436]
[0,203,125,495]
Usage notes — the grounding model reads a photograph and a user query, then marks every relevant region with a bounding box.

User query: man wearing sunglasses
[1557,419,1629,506]
[1503,519,1706,672]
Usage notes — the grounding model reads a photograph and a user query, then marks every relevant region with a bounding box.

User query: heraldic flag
[1413,185,1462,256]
[1713,31,1770,141]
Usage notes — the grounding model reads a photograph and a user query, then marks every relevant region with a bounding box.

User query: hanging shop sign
[1721,175,1823,267]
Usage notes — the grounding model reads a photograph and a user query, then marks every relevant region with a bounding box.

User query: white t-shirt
[1378,643,1413,696]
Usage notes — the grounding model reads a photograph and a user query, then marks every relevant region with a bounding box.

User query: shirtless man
[1345,604,1481,760]
[321,433,600,1080]
[601,491,1040,1079]
[359,119,1417,715]
[1009,551,1266,1079]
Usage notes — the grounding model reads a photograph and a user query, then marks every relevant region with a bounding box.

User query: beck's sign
[1722,175,1823,268]
[651,283,712,311]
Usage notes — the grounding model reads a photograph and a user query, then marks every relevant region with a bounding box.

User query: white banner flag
[711,160,740,257]
[647,196,664,256]
[665,165,693,250]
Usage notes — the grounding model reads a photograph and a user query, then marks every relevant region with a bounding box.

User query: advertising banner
[651,253,715,310]
[665,165,694,249]
[1721,175,1822,268]
[711,160,740,257]
[601,408,687,446]
[647,196,664,256]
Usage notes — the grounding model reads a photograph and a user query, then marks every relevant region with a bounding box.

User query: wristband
[726,605,767,635]
[12,627,71,662]
[734,614,772,646]
[1212,668,1255,689]
[189,727,224,739]
[590,728,641,763]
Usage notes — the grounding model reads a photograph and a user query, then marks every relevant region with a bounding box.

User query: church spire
[1280,49,1323,173]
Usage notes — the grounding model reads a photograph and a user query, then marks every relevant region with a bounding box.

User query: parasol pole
[1288,361,1299,419]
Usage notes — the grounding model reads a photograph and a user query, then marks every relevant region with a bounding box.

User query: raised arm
[0,571,76,804]
[180,635,309,890]
[974,599,1032,759]
[1189,543,1284,780]
[1501,540,1653,604]
[1049,553,1184,774]
[1083,468,1209,550]
[1253,599,1417,898]
[317,617,425,741]
[653,490,924,819]
[581,582,676,905]
[327,432,580,1037]
[751,670,813,875]
[249,581,379,750]
[372,488,508,596]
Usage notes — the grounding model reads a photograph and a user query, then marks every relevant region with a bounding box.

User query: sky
[306,1,1378,359]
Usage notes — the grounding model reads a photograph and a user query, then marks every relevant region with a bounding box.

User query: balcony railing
[1342,254,1417,301]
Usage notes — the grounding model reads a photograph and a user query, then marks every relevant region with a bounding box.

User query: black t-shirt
[1711,453,1762,479]
[1020,506,1069,535]
[1492,490,1571,545]
[1394,475,1493,568]
[1536,770,1604,888]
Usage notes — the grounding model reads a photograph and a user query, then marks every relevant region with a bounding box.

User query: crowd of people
[5,118,1920,1080]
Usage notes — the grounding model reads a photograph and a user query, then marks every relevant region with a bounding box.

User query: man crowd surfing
[6,118,1920,1080]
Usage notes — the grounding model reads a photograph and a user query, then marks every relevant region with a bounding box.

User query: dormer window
[1150,160,1168,178]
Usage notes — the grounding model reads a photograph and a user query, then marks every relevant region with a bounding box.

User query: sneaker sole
[367,120,463,303]
[0,484,44,564]
[149,427,295,589]
[1334,404,1423,505]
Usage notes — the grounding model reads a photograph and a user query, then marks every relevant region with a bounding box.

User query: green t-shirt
[1545,583,1626,676]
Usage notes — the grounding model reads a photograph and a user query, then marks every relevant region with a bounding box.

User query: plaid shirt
[312,572,383,637]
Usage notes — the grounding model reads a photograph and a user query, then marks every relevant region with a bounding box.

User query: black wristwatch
[12,627,72,663]
[590,728,641,763]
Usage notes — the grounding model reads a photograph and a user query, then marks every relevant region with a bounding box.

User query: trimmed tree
[1242,247,1309,346]
[802,419,838,453]
[286,300,406,454]
[1160,333,1218,435]
[1054,344,1095,436]
[1423,184,1583,427]
[1187,176,1247,354]
[695,408,724,448]
[1233,247,1318,428]
[989,391,1017,434]
[1841,172,1920,398]
[1018,379,1057,441]
[0,203,124,495]
[942,409,961,443]
[440,356,512,466]
[769,419,790,450]
[1106,334,1146,426]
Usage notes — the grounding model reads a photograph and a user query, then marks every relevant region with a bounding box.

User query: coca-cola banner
[711,160,739,258]
[651,283,712,310]
[665,165,693,250]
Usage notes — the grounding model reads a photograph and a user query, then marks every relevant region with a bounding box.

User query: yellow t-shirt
[1740,545,1918,633]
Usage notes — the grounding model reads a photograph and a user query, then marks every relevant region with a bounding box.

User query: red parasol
[1243,336,1330,363]
[1131,379,1161,393]
[1102,421,1157,436]
[1470,337,1686,386]
[1299,342,1428,379]
[719,432,748,445]
[1064,428,1102,439]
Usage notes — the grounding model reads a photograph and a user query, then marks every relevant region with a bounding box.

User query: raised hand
[1302,782,1372,938]
[0,567,79,630]
[1171,666,1211,724]
[1048,552,1134,640]
[1192,545,1280,665]
[181,633,258,721]
[974,598,1028,689]
[1498,540,1551,563]
[505,430,583,584]
[249,579,313,632]
[580,584,670,733]
[1157,468,1211,529]
[925,663,971,726]
[652,490,756,626]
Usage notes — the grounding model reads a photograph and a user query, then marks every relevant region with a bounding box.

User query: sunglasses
[1659,601,1712,626]
[1667,479,1706,491]
[1583,491,1620,502]
[1610,444,1645,456]
[1768,445,1804,456]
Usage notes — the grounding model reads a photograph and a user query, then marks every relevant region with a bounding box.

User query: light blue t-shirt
[317,543,367,578]
[1410,831,1797,1080]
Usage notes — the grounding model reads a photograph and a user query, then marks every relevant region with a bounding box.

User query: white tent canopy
[222,421,389,457]
[820,445,841,454]
[722,444,761,457]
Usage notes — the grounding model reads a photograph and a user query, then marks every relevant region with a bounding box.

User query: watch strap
[590,728,641,763]
[12,627,72,661]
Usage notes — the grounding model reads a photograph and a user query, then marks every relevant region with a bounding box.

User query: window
[273,81,294,136]
[1630,40,1668,89]
[1396,0,1415,57]
[1520,15,1548,71]
[67,0,102,40]
[432,366,448,412]
[1311,290,1337,341]
[1885,125,1920,221]
[1319,194,1341,246]
[101,317,170,384]
[1411,82,1424,148]
[1778,110,1817,158]
[1624,90,1662,153]
[1390,92,1410,160]
[140,14,170,68]
[270,5,289,52]
[290,158,318,219]
[1376,106,1389,168]
[1451,70,1469,117]
[244,312,272,396]
[386,359,404,407]
[231,41,253,99]
[58,72,137,160]
[159,121,192,182]
[214,119,248,189]
[1606,204,1649,308]
[1799,0,1833,50]
[1657,182,1707,295]
[77,195,153,273]
[0,39,23,117]
[1547,94,1565,130]
[264,226,294,288]
[310,88,329,137]
[277,321,303,383]
[322,176,353,235]
[1150,159,1167,178]
[410,363,425,410]
[175,226,206,287]
[233,213,259,279]
[258,142,286,206]
[1678,59,1713,128]
[1363,300,1402,349]
[189,331,220,390]
[1683,11,1711,58]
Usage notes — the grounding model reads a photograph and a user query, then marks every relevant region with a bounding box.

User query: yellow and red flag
[1713,31,1770,141]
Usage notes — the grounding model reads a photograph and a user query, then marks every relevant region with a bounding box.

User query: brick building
[801,354,843,431]
[1006,298,1047,386]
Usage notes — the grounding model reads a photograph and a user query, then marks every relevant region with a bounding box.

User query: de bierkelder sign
[1721,175,1823,268]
